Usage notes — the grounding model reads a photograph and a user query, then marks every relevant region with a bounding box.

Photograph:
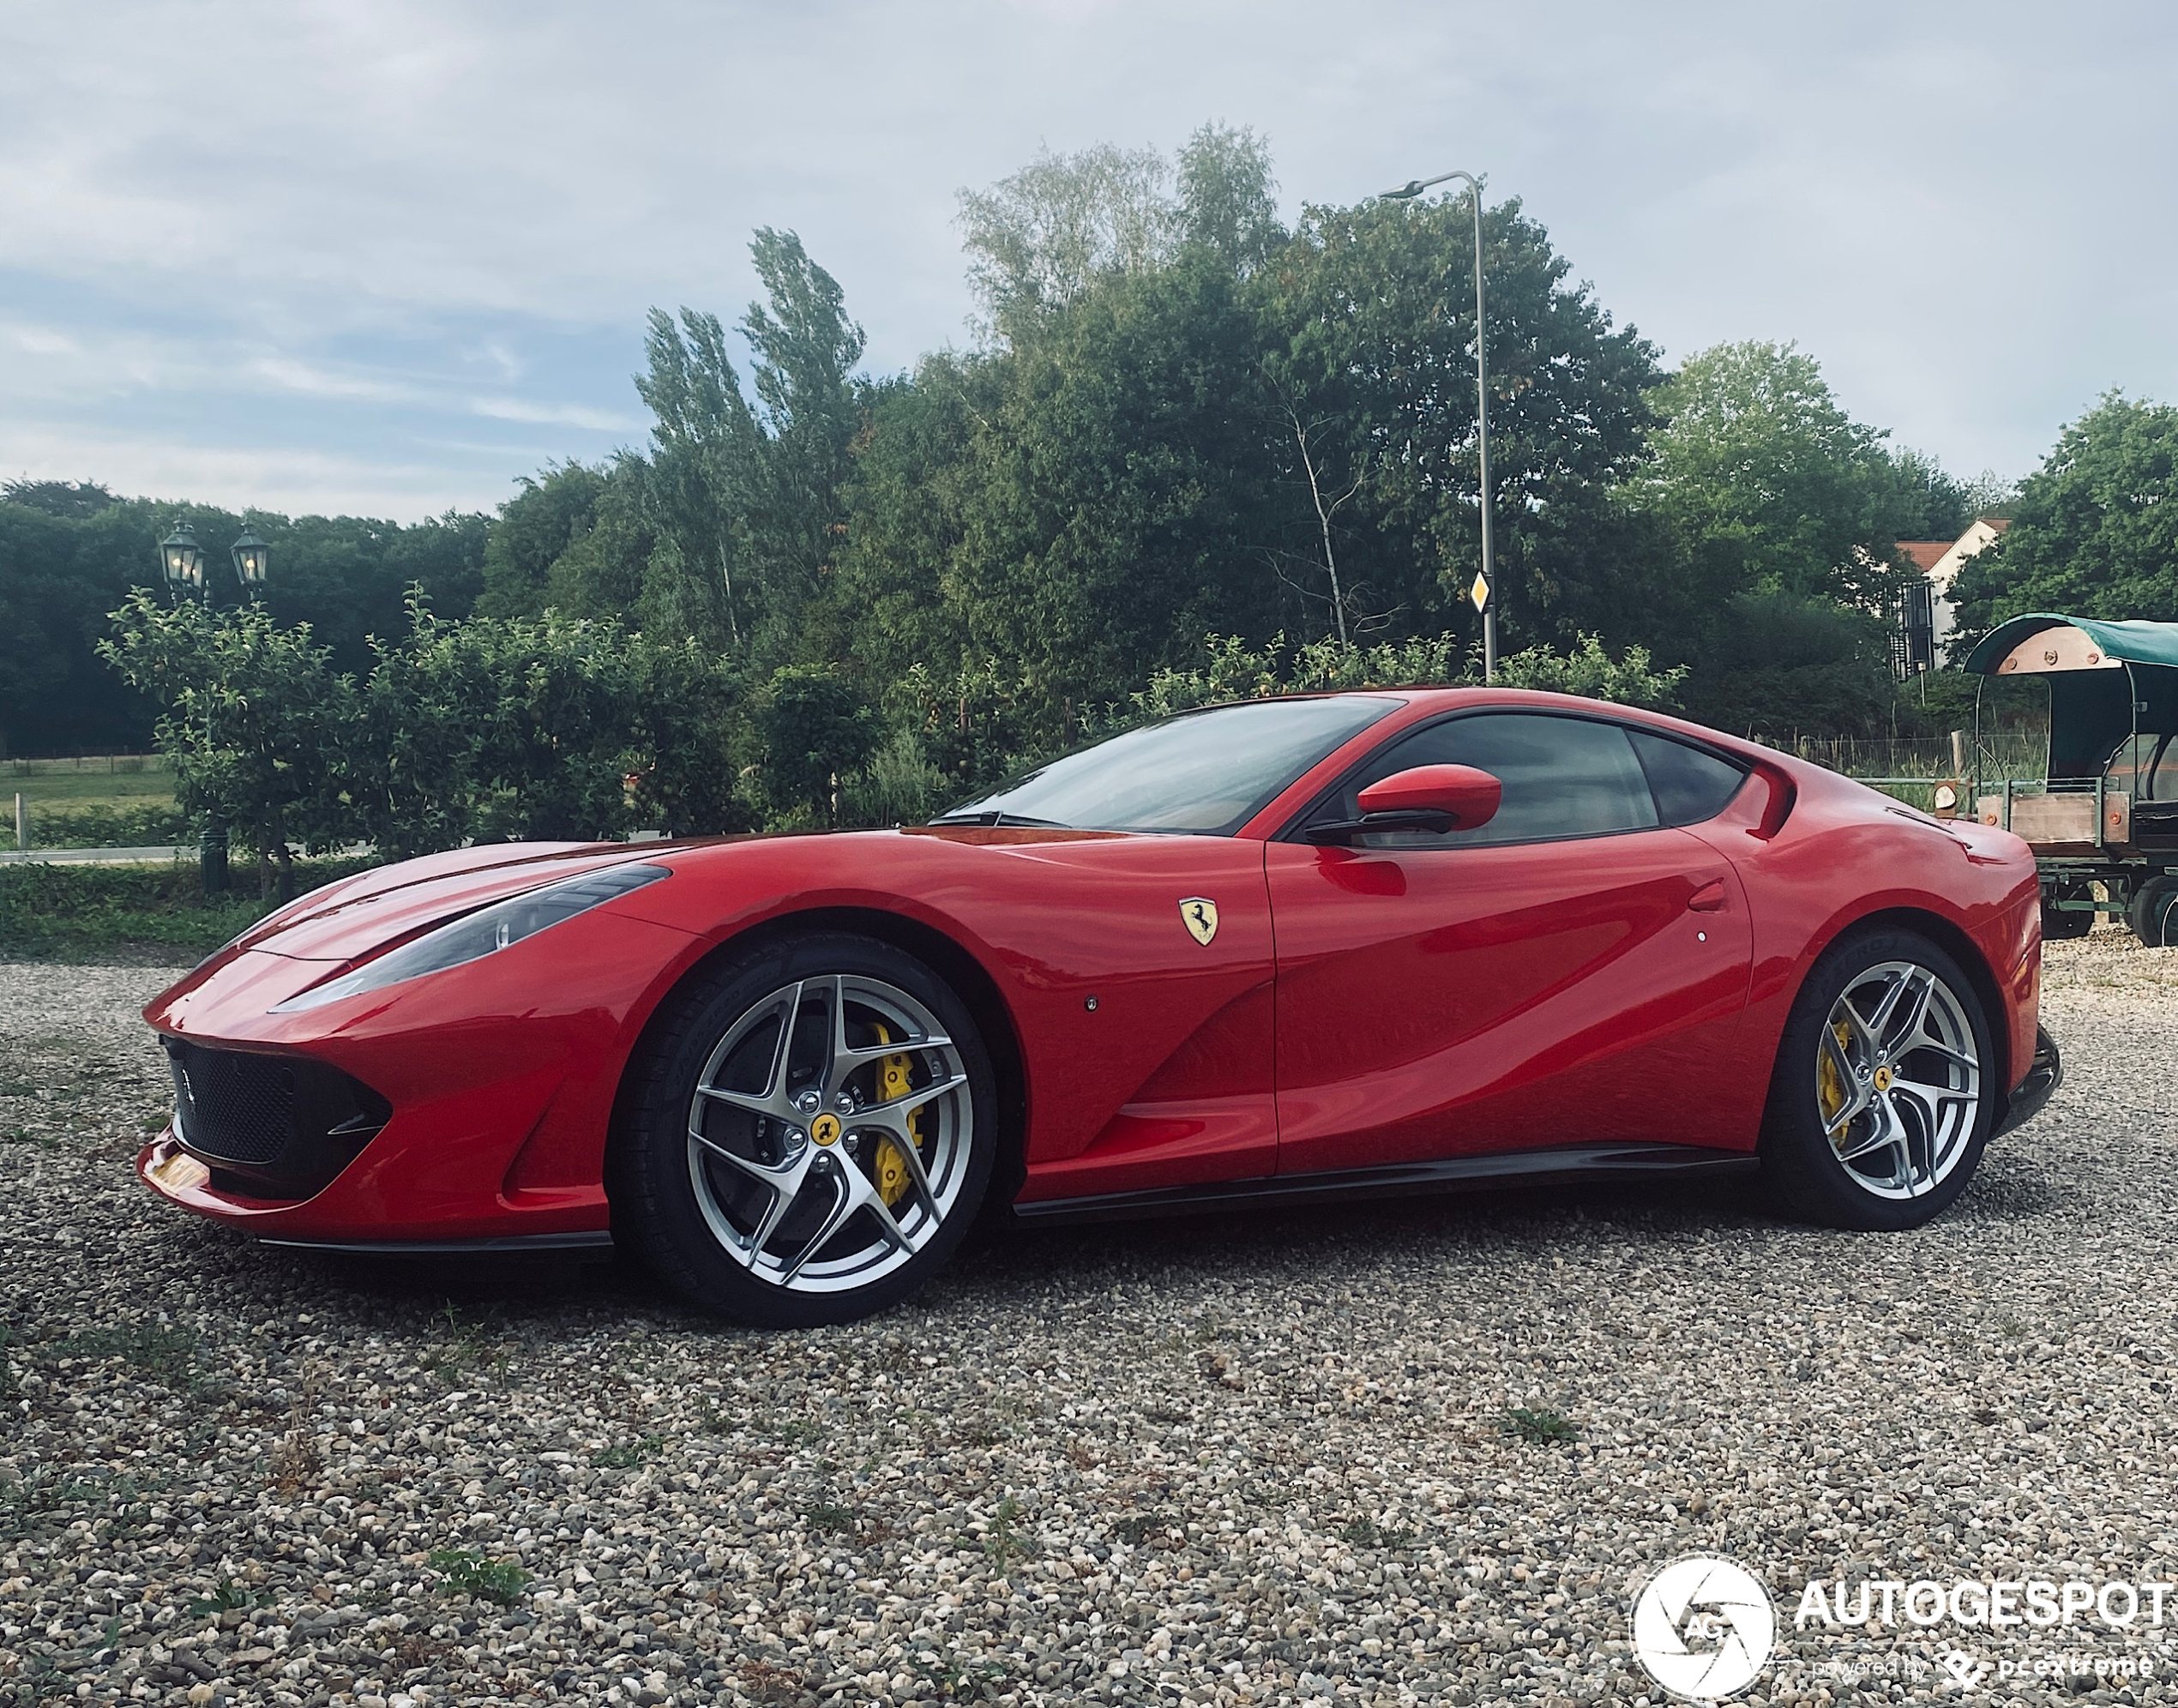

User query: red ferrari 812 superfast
[140,689,2061,1325]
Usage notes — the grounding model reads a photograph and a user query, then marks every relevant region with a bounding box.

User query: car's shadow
[183,1171,1785,1336]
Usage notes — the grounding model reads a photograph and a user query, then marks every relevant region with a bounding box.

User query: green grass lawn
[0,856,381,961]
[5,756,176,812]
[5,756,182,847]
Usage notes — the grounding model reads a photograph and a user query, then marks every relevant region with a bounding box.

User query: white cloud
[248,358,418,405]
[469,397,637,431]
[0,423,489,517]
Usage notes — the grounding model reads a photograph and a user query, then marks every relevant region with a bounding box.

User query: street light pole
[1379,170,1495,683]
[154,518,271,896]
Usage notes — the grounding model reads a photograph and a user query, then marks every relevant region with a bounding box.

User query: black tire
[612,931,997,1327]
[1759,928,1996,1231]
[2127,875,2178,947]
[2040,881,2094,941]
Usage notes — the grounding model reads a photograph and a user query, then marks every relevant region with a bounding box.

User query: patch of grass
[427,1301,507,1382]
[590,1434,664,1470]
[803,1500,860,1536]
[976,1494,1032,1573]
[27,802,191,850]
[3,754,175,806]
[770,1419,820,1446]
[1500,1405,1579,1446]
[428,1549,531,1607]
[1338,1518,1415,1549]
[908,1645,1008,1700]
[44,1323,218,1398]
[185,1579,259,1618]
[0,855,380,960]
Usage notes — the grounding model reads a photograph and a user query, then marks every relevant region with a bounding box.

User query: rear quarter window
[1627,729,1748,827]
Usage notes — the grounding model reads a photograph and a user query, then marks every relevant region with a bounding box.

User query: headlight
[271,863,670,1013]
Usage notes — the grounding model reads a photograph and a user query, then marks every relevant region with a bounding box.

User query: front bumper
[135,907,704,1244]
[1994,1025,2062,1138]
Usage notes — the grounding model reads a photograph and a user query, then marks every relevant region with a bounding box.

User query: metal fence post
[12,792,23,852]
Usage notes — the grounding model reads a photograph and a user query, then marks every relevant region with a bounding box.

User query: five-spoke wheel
[1763,929,1995,1230]
[615,934,995,1326]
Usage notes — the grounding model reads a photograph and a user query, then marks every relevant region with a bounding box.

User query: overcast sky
[3,0,2173,521]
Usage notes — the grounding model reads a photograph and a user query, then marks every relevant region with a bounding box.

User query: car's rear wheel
[613,932,996,1326]
[1760,929,1994,1230]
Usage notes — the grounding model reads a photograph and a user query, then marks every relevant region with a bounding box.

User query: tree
[1255,189,1664,649]
[632,307,762,647]
[1643,340,1949,612]
[0,484,487,756]
[618,231,868,663]
[755,666,874,825]
[477,461,610,617]
[99,591,353,899]
[958,141,1176,338]
[1948,391,2178,640]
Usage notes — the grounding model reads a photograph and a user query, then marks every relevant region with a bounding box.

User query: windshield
[935,696,1399,833]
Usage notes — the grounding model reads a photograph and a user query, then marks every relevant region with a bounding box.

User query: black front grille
[170,1043,296,1164]
[161,1038,390,1200]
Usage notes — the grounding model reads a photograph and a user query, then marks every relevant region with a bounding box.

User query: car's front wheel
[614,932,996,1326]
[1760,929,1995,1230]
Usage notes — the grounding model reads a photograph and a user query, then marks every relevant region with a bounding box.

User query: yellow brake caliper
[869,1024,924,1207]
[1817,1018,1853,1134]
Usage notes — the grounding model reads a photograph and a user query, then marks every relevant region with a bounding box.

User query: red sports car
[140,689,2061,1326]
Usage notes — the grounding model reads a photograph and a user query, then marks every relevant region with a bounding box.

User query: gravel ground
[2,938,2175,1708]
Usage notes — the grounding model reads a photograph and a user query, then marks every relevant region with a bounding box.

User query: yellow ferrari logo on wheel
[810,1112,842,1146]
[1180,898,1219,946]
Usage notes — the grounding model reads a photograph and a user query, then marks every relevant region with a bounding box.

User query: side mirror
[1304,764,1503,846]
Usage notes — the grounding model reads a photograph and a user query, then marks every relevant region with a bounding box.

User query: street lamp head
[1381,180,1429,201]
[158,520,206,598]
[230,525,269,592]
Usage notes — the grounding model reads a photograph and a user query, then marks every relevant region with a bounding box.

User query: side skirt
[1010,1142,1760,1227]
[256,1230,616,1258]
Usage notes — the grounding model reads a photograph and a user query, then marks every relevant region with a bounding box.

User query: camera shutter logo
[1632,1555,1777,1701]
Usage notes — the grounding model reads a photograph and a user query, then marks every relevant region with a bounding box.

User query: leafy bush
[27,802,191,849]
[0,856,378,960]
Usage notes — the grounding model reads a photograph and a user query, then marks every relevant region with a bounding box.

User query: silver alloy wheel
[685,973,972,1294]
[1815,959,1982,1200]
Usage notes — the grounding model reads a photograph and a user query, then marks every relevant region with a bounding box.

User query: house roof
[1896,517,2012,574]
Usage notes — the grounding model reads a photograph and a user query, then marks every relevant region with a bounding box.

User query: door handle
[1688,878,1729,913]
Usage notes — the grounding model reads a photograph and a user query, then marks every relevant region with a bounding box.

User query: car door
[1265,710,1758,1176]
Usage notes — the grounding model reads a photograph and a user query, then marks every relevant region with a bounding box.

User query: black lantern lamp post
[230,524,268,594]
[158,520,207,598]
[154,518,272,895]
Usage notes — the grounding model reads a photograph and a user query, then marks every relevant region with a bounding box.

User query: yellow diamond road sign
[1469,572,1490,612]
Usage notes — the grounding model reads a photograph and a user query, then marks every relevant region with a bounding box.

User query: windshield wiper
[925,811,1072,829]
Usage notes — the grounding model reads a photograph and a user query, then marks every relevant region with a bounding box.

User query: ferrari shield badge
[1179,897,1219,946]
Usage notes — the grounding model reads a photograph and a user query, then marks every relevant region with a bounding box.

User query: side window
[1319,713,1662,846]
[1626,729,1748,827]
